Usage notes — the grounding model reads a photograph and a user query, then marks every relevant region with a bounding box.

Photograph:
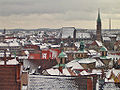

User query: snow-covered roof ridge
[106,69,112,78]
[112,68,120,77]
[95,40,103,47]
[103,37,111,41]
[0,58,19,65]
[80,70,90,75]
[46,68,63,75]
[92,69,102,75]
[0,60,4,65]
[7,58,19,65]
[25,50,29,55]
[96,59,104,67]
[0,41,20,46]
[78,58,96,64]
[66,61,83,70]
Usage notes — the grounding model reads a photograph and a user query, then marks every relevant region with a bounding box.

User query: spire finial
[98,8,100,13]
[97,8,101,23]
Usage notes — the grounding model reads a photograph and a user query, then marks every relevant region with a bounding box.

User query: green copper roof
[100,46,107,51]
[97,9,101,23]
[58,51,67,58]
[100,56,111,60]
[79,41,85,51]
[80,41,84,45]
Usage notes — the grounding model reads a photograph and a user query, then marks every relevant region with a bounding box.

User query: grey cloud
[0,0,120,21]
[0,0,65,16]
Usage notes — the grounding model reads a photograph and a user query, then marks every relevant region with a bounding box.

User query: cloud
[0,0,120,16]
[0,0,120,29]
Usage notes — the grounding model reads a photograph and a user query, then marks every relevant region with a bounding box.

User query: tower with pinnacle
[96,9,102,42]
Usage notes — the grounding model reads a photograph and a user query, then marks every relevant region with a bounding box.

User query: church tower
[3,28,6,34]
[96,9,102,41]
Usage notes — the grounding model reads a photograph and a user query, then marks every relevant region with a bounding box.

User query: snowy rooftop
[105,69,120,83]
[80,70,90,75]
[63,68,71,76]
[66,61,83,70]
[96,59,104,67]
[7,58,19,65]
[88,50,97,56]
[61,27,75,38]
[91,69,102,75]
[0,41,20,47]
[31,40,40,45]
[18,56,28,59]
[76,50,88,53]
[78,58,96,64]
[25,50,29,55]
[0,52,10,57]
[0,58,19,65]
[116,36,120,41]
[0,60,4,65]
[103,37,111,41]
[46,68,63,75]
[76,33,91,39]
[50,45,60,48]
[95,40,103,47]
[112,68,120,76]
[100,56,111,60]
[108,34,117,37]
[108,54,120,60]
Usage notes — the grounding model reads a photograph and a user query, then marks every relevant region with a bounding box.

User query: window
[60,58,62,64]
[102,52,104,56]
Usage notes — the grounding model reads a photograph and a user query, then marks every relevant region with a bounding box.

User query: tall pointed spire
[3,28,6,34]
[96,8,102,42]
[97,8,101,23]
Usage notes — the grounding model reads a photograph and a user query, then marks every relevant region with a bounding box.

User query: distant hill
[0,28,61,32]
[0,28,119,32]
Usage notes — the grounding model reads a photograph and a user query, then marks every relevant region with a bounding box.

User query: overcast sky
[0,0,120,29]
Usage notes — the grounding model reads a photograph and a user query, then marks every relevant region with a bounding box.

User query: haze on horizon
[0,0,120,29]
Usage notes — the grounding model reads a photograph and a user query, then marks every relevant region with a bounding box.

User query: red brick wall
[0,65,21,90]
[87,78,93,90]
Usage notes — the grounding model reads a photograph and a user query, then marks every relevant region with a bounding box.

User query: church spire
[96,9,102,42]
[97,9,101,23]
[3,28,6,34]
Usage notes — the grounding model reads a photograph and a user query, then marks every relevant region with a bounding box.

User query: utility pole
[109,18,111,31]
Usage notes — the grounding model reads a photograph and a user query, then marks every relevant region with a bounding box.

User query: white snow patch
[7,58,19,65]
[46,68,63,75]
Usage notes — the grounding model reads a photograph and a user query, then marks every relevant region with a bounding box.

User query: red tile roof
[28,49,61,60]
[29,53,41,60]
